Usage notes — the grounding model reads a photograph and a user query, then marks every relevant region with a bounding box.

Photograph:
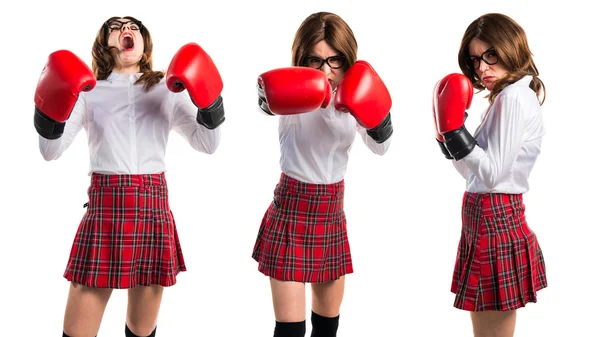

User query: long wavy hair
[458,13,545,105]
[92,16,163,91]
[291,12,358,72]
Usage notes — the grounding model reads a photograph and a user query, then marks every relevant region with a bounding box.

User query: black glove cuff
[34,106,65,140]
[256,84,274,116]
[443,125,477,161]
[366,113,393,143]
[437,139,453,160]
[197,95,225,129]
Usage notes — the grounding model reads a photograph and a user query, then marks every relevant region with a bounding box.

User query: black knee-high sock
[125,324,157,337]
[274,320,306,337]
[310,311,339,337]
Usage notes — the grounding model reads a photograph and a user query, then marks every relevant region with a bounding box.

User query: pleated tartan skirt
[451,192,547,311]
[252,173,353,283]
[63,173,186,289]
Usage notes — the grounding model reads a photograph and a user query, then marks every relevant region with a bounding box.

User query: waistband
[90,173,167,187]
[463,192,523,217]
[278,173,344,197]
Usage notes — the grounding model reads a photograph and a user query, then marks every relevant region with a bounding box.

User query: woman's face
[106,18,144,71]
[467,38,509,91]
[305,40,346,90]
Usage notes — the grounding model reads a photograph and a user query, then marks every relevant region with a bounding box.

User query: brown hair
[458,13,545,105]
[92,16,164,92]
[291,12,358,72]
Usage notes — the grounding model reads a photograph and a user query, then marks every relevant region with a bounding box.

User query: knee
[312,306,340,318]
[63,332,97,337]
[125,323,156,337]
[311,298,341,318]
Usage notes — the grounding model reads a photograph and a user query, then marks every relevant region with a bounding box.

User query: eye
[483,51,498,64]
[466,57,478,68]
[130,25,140,31]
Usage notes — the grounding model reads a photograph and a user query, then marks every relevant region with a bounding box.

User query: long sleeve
[172,93,221,154]
[356,124,391,156]
[461,94,526,189]
[452,160,470,179]
[38,96,86,161]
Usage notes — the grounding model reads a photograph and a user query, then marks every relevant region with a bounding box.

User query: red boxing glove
[257,67,331,116]
[433,73,476,160]
[34,50,96,139]
[166,42,224,129]
[432,92,452,160]
[334,61,393,143]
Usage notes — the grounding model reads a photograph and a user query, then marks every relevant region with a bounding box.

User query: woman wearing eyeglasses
[251,11,393,337]
[34,16,224,337]
[432,13,547,337]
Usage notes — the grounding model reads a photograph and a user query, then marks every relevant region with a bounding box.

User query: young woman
[34,16,225,337]
[433,12,548,337]
[252,11,393,337]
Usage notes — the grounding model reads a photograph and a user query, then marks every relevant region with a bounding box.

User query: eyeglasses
[466,47,498,70]
[105,19,143,33]
[304,55,346,69]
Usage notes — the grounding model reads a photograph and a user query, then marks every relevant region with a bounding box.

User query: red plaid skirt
[252,173,353,283]
[63,173,186,289]
[451,192,547,311]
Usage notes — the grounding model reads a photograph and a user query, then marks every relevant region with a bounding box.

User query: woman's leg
[470,310,517,337]
[63,282,113,337]
[309,276,345,337]
[270,278,306,337]
[125,285,164,336]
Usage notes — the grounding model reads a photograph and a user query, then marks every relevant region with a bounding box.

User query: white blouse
[278,99,392,184]
[452,75,545,194]
[39,72,221,175]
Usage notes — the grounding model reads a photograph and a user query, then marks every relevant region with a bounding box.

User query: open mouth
[120,33,135,50]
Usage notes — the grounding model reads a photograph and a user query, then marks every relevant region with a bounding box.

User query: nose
[477,59,489,73]
[320,63,332,76]
[120,24,132,32]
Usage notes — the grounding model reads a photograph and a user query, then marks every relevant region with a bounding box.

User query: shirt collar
[514,75,533,87]
[107,72,143,81]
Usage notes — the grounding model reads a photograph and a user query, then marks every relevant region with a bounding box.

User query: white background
[1,0,598,336]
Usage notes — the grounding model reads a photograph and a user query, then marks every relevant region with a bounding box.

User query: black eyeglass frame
[303,55,346,70]
[105,19,144,34]
[465,47,498,70]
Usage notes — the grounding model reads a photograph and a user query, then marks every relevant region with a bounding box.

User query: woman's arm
[461,94,527,188]
[171,93,221,154]
[451,159,470,179]
[39,96,86,161]
[356,123,391,156]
